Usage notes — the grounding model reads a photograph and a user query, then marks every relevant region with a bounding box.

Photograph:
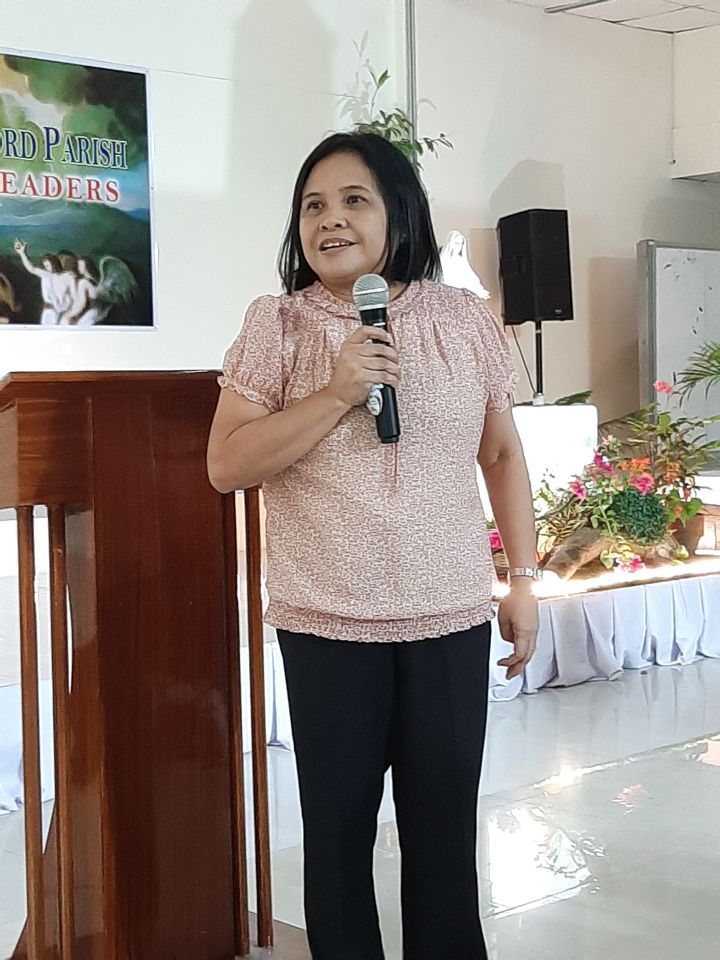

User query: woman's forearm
[483,451,537,569]
[208,387,352,492]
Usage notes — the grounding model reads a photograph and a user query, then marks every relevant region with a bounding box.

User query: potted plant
[536,380,720,578]
[340,38,453,171]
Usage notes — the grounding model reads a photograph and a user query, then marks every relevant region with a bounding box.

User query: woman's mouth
[319,239,355,252]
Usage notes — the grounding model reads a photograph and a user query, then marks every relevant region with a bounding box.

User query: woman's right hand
[14,240,26,254]
[325,326,400,408]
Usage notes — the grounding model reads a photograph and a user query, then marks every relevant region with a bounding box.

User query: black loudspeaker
[497,208,573,326]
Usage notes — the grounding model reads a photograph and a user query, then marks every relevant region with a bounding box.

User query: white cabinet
[673,26,720,181]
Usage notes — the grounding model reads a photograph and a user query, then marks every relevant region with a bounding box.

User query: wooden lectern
[0,371,276,960]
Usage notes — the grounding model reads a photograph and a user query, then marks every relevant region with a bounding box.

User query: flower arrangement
[535,380,720,577]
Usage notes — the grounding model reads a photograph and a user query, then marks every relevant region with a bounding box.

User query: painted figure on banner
[13,241,73,325]
[64,256,139,326]
[0,52,153,327]
[0,273,18,323]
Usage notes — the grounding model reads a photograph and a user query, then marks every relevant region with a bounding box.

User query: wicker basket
[492,551,509,583]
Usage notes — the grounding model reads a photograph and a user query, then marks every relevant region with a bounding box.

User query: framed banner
[0,52,153,329]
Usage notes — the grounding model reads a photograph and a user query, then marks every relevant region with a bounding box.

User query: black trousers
[277,623,491,960]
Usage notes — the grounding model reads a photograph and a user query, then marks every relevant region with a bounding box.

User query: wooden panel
[88,389,237,958]
[0,405,19,508]
[63,504,113,959]
[15,400,90,507]
[0,400,90,509]
[5,372,251,959]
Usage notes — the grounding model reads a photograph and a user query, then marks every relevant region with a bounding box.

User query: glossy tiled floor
[248,658,720,960]
[3,658,720,959]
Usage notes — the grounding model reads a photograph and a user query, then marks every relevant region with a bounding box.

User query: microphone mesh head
[352,273,389,310]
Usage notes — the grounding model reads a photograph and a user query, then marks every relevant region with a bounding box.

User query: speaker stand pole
[533,321,545,405]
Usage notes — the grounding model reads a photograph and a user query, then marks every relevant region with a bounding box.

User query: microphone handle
[360,306,400,445]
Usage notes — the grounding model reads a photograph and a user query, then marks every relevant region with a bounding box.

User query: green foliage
[676,341,720,398]
[608,405,720,500]
[609,488,668,547]
[535,479,586,548]
[554,391,593,406]
[339,38,452,172]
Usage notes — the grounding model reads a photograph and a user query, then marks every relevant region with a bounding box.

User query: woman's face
[299,151,388,300]
[42,259,54,272]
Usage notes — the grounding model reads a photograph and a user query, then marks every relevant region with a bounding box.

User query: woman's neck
[321,279,409,304]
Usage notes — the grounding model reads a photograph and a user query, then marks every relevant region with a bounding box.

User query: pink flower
[629,473,654,496]
[618,555,645,573]
[593,452,614,476]
[654,380,673,395]
[571,480,588,501]
[489,529,503,551]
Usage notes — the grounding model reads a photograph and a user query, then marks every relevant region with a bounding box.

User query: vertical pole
[534,321,545,403]
[405,0,418,135]
[17,507,45,960]
[48,506,76,960]
[244,487,273,949]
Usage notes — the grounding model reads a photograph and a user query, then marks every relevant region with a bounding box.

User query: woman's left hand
[496,585,539,680]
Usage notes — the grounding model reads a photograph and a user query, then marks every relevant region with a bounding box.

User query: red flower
[593,452,614,476]
[571,480,588,501]
[654,380,673,395]
[629,473,654,496]
[489,529,503,552]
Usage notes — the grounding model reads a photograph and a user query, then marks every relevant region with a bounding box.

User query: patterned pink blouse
[219,280,518,642]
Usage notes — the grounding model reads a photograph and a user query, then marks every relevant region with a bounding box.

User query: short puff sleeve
[464,291,518,412]
[218,295,283,412]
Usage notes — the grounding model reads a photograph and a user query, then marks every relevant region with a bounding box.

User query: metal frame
[638,239,720,407]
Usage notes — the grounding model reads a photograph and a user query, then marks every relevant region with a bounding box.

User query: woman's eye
[305,200,322,212]
[346,195,365,205]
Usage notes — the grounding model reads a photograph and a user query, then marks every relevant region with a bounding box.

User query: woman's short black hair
[278,131,440,294]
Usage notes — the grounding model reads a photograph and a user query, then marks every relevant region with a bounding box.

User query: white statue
[440,230,490,300]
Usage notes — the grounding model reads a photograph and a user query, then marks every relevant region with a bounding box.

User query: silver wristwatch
[507,566,543,582]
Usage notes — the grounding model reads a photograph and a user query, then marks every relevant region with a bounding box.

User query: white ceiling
[507,0,720,32]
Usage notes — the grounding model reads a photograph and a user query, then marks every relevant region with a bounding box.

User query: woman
[207,132,539,960]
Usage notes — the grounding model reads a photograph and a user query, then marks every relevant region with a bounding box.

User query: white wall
[417,0,720,420]
[4,0,720,424]
[0,0,401,375]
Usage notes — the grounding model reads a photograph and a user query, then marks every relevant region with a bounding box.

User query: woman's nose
[320,210,348,230]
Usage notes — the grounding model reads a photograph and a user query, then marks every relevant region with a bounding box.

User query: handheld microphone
[352,274,400,445]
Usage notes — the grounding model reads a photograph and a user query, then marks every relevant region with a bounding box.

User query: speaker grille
[497,209,573,325]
